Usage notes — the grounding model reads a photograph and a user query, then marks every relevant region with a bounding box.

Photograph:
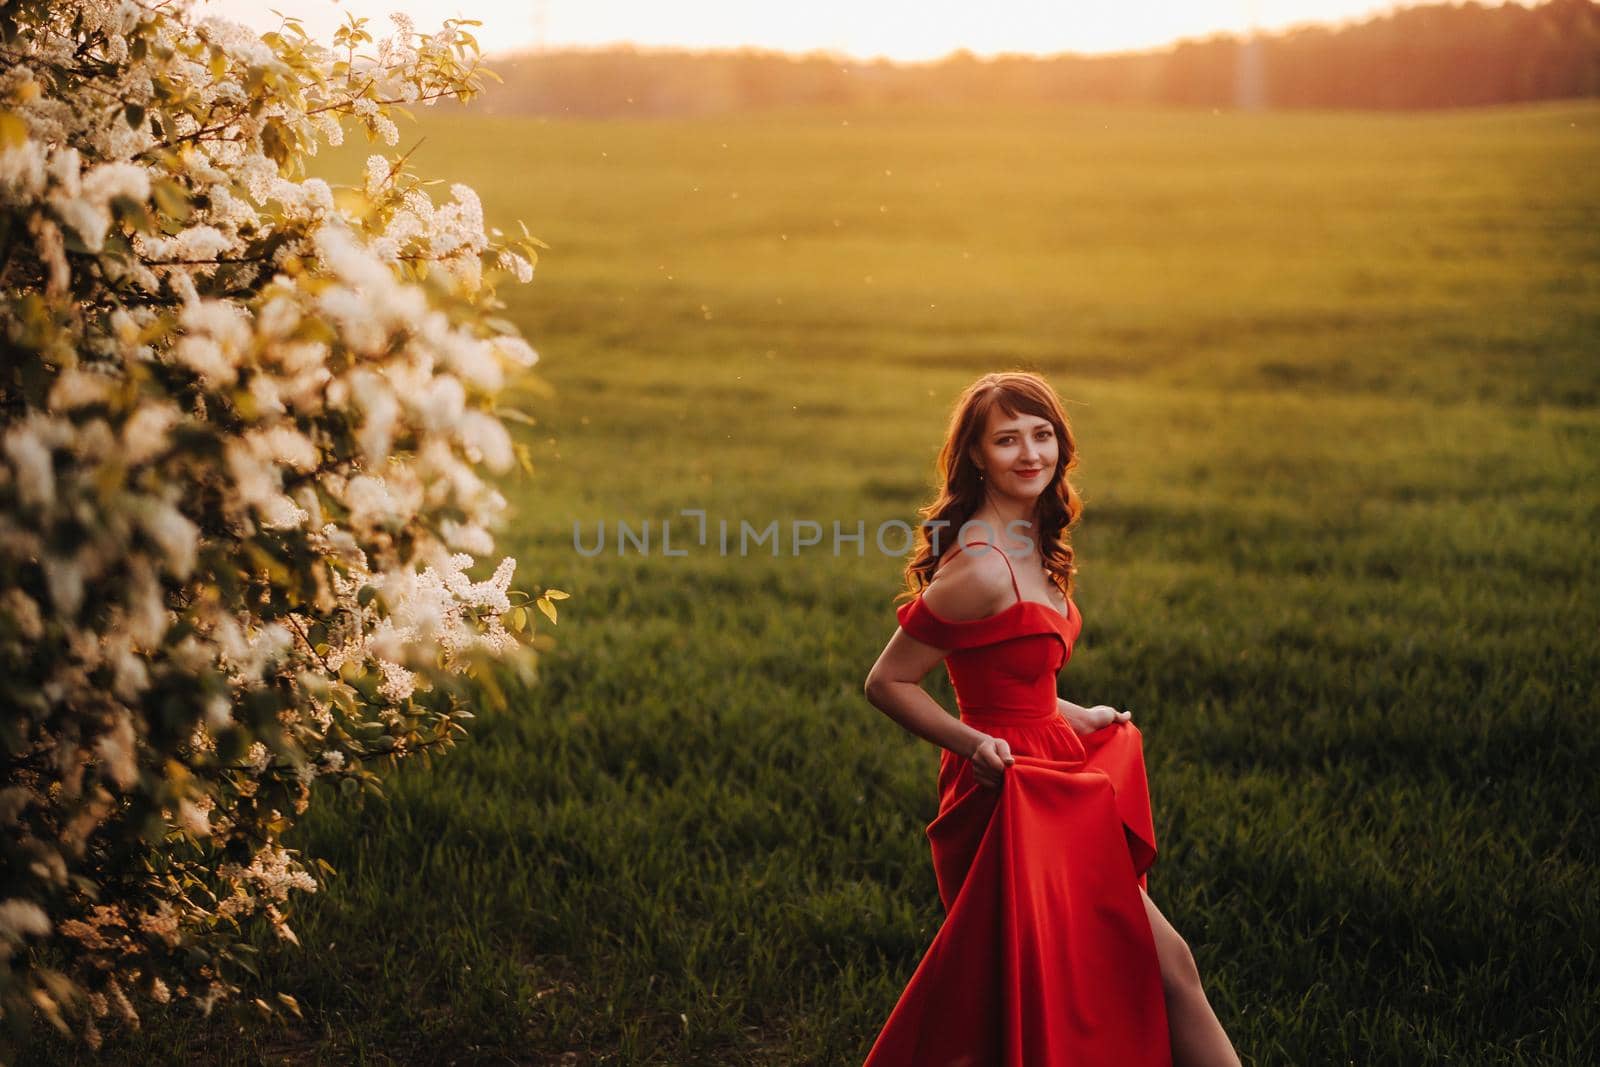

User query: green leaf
[0,110,26,150]
[113,195,155,234]
[261,117,293,166]
[151,178,192,223]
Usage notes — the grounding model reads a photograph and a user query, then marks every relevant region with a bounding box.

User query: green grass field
[31,99,1600,1064]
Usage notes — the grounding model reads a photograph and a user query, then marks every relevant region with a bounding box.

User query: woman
[862,372,1240,1067]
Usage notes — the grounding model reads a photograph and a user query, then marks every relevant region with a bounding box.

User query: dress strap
[946,540,1023,608]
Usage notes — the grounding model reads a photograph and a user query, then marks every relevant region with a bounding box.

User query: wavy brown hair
[897,371,1083,605]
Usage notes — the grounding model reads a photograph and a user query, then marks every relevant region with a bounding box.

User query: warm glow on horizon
[195,0,1416,62]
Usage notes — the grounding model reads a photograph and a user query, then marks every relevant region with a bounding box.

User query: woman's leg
[1139,886,1242,1067]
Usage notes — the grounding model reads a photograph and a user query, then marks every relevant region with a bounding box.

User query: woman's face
[971,408,1059,505]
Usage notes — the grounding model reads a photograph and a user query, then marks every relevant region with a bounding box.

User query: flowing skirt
[863,715,1171,1067]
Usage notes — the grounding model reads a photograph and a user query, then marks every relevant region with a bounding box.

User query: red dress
[863,542,1171,1067]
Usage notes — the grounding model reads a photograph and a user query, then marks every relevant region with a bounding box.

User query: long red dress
[863,542,1172,1067]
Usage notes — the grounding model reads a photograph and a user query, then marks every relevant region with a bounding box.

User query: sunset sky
[194,0,1418,61]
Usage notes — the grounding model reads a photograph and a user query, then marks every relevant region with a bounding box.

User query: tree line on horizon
[471,0,1600,116]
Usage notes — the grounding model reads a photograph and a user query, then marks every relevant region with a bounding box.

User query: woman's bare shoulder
[921,544,1015,622]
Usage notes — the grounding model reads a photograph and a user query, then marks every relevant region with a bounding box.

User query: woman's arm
[1057,695,1133,734]
[866,551,1020,785]
[865,646,990,759]
[864,649,1014,789]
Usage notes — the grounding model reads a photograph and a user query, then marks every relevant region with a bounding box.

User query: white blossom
[176,798,212,838]
[137,499,199,577]
[493,335,540,367]
[440,335,503,390]
[2,0,541,1032]
[121,403,179,465]
[497,250,534,283]
[441,519,494,555]
[43,553,84,615]
[81,161,149,205]
[313,113,345,146]
[0,139,48,199]
[94,710,139,789]
[168,225,231,262]
[459,410,514,472]
[351,371,399,461]
[48,368,115,411]
[4,420,57,508]
[378,659,416,702]
[363,154,391,195]
[1,589,44,641]
[418,373,466,430]
[0,900,52,942]
[261,494,310,529]
[171,335,236,385]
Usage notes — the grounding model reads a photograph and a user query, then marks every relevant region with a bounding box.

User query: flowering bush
[0,0,558,1052]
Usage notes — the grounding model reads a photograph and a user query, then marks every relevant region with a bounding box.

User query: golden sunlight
[196,0,1408,60]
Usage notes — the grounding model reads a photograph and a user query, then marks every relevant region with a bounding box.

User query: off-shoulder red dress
[863,541,1171,1067]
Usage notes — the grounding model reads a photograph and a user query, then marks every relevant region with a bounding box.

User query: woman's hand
[967,734,1014,788]
[1060,702,1133,735]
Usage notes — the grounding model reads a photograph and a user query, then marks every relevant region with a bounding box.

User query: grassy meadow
[30,99,1600,1064]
